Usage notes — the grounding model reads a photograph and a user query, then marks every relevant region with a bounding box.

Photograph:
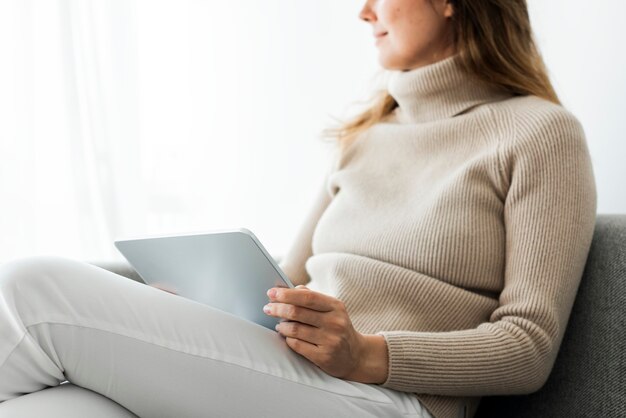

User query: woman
[0,0,596,417]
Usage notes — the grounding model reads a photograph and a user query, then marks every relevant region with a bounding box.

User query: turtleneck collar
[387,54,512,124]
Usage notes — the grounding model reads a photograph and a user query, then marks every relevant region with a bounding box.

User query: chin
[378,56,412,71]
[379,52,444,71]
[377,49,419,71]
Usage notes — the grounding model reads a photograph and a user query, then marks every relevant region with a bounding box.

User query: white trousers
[0,256,432,418]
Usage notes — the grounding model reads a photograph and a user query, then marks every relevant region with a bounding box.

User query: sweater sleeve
[375,106,597,397]
[278,179,333,286]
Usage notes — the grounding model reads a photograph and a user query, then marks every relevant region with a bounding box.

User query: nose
[359,0,376,23]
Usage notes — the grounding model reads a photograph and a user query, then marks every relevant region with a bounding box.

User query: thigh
[0,383,137,418]
[0,256,428,418]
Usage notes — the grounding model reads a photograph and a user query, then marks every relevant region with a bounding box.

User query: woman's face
[359,0,456,71]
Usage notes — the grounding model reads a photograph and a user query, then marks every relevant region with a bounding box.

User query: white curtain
[0,0,143,260]
[60,0,146,257]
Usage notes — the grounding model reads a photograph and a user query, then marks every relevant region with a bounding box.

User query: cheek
[388,19,426,59]
[387,11,445,59]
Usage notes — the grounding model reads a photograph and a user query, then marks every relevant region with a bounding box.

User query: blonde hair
[323,0,559,153]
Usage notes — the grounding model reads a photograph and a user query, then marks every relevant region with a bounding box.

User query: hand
[148,283,178,295]
[263,285,388,383]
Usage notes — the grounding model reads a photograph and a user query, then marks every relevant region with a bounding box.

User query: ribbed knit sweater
[278,55,597,418]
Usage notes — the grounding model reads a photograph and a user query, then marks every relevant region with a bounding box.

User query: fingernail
[263,304,271,314]
[267,288,276,298]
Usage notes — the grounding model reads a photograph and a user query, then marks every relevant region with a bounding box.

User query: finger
[284,336,318,363]
[275,321,322,345]
[268,287,336,312]
[263,303,323,327]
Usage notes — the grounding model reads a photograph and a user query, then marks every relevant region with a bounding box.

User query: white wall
[129,0,381,261]
[528,0,626,214]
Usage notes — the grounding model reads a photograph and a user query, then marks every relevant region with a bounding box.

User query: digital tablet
[114,228,294,330]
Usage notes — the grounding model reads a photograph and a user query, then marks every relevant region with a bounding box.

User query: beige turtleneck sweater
[278,55,597,418]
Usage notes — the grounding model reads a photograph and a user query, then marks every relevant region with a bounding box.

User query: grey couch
[92,214,625,417]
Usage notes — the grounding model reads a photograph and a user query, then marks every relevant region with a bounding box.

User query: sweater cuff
[376,330,423,390]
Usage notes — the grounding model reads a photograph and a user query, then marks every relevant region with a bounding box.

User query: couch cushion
[475,214,626,417]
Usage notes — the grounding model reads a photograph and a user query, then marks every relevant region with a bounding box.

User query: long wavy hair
[323,0,559,153]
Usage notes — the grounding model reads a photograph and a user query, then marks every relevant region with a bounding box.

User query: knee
[0,256,75,294]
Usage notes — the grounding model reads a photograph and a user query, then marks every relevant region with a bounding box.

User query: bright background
[0,0,624,262]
